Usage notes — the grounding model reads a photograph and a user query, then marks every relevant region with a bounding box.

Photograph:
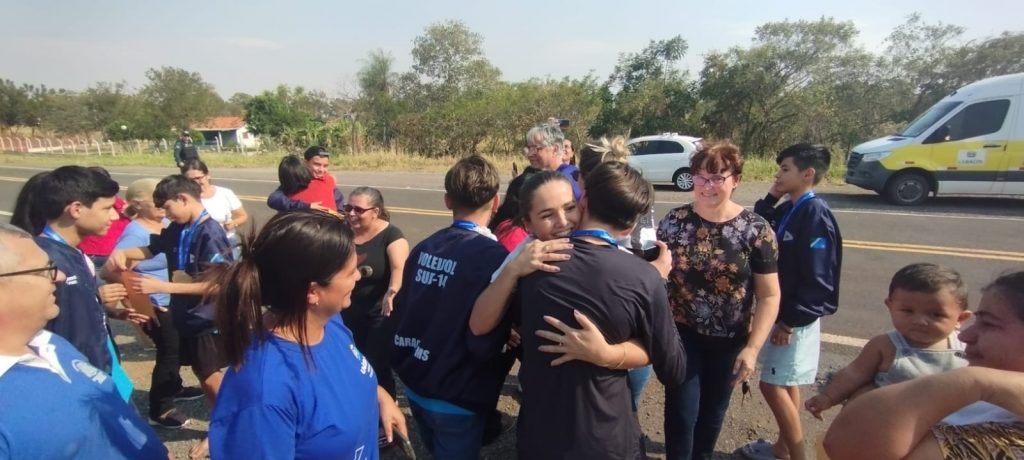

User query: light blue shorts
[758,319,821,386]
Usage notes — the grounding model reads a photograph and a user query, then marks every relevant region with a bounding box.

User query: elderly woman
[825,270,1024,460]
[209,211,407,459]
[658,141,781,460]
[104,178,202,428]
[343,187,409,399]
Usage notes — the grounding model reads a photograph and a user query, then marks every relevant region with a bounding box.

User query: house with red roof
[190,116,260,149]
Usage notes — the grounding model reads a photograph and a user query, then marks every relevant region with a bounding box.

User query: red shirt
[495,219,529,252]
[289,174,338,211]
[79,197,131,257]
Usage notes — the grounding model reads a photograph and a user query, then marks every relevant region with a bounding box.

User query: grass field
[0,149,848,183]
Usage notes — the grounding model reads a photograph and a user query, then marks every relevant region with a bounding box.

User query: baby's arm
[806,335,891,419]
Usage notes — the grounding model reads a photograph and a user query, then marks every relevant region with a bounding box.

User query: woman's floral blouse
[657,203,779,339]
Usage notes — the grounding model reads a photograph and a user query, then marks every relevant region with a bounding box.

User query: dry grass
[0,149,845,182]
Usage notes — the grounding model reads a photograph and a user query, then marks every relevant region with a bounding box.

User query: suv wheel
[884,172,931,206]
[673,168,694,191]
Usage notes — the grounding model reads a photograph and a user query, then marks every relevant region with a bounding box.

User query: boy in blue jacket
[391,155,511,460]
[743,144,843,460]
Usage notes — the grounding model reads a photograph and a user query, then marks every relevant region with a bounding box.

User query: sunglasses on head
[343,204,376,215]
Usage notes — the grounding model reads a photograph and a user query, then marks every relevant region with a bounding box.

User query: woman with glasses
[658,142,781,460]
[342,187,409,400]
[208,211,407,459]
[180,159,249,256]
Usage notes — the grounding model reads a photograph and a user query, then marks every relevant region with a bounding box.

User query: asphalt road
[2,163,1022,459]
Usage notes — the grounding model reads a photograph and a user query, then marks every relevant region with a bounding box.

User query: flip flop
[737,439,788,460]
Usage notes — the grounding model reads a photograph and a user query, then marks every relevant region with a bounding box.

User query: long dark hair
[11,171,50,234]
[278,154,311,196]
[213,211,355,368]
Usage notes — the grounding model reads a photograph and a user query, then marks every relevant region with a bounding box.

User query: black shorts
[180,333,228,380]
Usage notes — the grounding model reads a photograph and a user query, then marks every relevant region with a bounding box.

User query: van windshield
[899,101,962,137]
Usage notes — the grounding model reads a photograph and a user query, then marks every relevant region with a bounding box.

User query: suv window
[933,99,1010,142]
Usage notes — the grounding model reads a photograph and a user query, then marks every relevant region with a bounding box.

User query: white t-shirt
[201,186,243,238]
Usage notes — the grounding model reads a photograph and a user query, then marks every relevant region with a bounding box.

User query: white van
[845,73,1024,205]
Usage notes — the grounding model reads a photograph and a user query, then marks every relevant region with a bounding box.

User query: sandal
[737,439,788,460]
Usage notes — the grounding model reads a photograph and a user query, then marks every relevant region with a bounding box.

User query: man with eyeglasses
[0,223,170,459]
[492,124,581,235]
[267,145,345,212]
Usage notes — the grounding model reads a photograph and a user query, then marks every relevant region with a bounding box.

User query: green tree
[0,79,31,131]
[409,20,501,101]
[357,49,401,146]
[592,36,696,137]
[223,92,253,115]
[139,66,223,132]
[698,18,863,155]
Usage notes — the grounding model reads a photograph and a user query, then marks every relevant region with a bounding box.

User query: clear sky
[3,0,1020,98]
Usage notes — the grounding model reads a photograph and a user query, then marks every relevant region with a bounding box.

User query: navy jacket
[148,217,233,336]
[36,236,112,373]
[754,193,843,327]
[391,226,510,414]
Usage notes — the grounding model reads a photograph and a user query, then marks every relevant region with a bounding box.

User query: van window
[900,101,962,137]
[939,99,1011,142]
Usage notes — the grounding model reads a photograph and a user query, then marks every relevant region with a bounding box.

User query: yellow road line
[846,239,1024,258]
[3,176,1020,261]
[845,243,1024,263]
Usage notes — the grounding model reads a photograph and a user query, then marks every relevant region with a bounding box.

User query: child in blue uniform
[391,156,511,459]
[744,143,843,460]
[107,174,233,457]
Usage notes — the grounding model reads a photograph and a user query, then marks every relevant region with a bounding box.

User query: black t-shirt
[349,224,405,317]
[516,239,686,460]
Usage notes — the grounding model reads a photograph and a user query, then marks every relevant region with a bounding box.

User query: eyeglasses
[186,174,208,183]
[0,260,60,281]
[693,174,733,187]
[526,144,551,153]
[343,204,377,215]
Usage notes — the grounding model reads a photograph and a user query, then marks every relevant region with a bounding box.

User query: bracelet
[778,324,794,334]
[612,344,627,369]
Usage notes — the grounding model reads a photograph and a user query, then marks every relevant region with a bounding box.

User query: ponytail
[213,233,266,368]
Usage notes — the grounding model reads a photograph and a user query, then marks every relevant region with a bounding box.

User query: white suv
[626,133,703,191]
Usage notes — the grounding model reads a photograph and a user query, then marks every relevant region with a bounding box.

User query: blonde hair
[123,178,160,218]
[578,135,631,179]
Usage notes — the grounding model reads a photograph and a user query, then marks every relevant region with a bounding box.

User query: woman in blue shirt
[209,210,407,459]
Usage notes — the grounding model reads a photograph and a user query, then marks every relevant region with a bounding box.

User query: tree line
[1,14,1021,157]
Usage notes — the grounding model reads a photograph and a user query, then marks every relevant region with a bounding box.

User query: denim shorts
[758,319,821,386]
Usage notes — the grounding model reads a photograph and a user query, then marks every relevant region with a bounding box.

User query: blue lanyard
[178,210,208,269]
[40,226,70,247]
[452,220,478,231]
[570,229,619,247]
[776,192,815,238]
